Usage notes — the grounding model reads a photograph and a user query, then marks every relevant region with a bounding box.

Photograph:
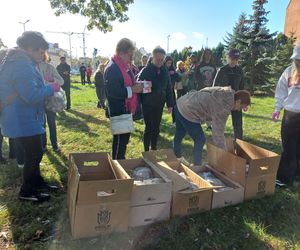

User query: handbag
[110,113,134,135]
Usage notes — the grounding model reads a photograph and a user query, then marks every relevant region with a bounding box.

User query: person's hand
[168,107,173,113]
[51,83,61,92]
[272,111,280,122]
[63,71,69,75]
[132,84,143,93]
[243,106,248,112]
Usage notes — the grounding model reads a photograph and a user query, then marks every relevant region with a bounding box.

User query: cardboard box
[207,139,280,200]
[113,158,172,227]
[68,152,133,239]
[143,150,213,216]
[194,165,244,209]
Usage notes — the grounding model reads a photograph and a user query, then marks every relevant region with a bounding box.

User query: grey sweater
[176,87,235,149]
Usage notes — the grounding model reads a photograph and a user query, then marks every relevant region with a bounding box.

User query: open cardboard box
[207,138,280,200]
[68,152,133,239]
[143,149,213,216]
[113,158,172,227]
[193,165,244,209]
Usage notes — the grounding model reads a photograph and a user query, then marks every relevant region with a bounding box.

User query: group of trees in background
[171,0,296,94]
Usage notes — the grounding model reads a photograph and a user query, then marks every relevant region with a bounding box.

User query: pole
[167,34,170,54]
[68,32,73,67]
[19,19,30,33]
[82,26,87,65]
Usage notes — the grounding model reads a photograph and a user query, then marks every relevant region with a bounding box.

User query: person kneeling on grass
[173,86,251,168]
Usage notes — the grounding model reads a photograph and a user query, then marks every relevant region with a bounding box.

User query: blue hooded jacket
[0,49,54,138]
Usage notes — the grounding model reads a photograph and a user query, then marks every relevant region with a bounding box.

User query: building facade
[285,0,300,42]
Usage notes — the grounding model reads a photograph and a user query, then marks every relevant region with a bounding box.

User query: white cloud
[171,32,187,41]
[193,32,204,40]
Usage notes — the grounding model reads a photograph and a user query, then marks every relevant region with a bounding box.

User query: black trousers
[112,133,130,160]
[80,73,86,84]
[142,104,164,151]
[231,110,243,140]
[62,82,71,109]
[95,86,106,108]
[277,110,300,183]
[15,134,45,195]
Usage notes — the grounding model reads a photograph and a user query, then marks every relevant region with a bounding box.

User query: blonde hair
[176,60,184,70]
[290,62,300,85]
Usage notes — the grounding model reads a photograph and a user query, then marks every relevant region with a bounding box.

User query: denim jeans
[173,106,206,165]
[42,111,58,149]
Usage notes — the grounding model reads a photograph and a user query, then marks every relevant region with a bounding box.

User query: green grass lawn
[0,82,299,249]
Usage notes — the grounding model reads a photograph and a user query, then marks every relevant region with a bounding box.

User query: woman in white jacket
[273,43,300,184]
[38,53,64,152]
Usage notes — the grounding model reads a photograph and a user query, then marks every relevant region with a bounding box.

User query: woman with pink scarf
[104,38,143,159]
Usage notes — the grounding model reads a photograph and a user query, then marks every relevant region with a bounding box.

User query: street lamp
[167,34,170,54]
[19,19,30,32]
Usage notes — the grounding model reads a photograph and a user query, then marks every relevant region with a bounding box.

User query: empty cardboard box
[143,149,213,217]
[68,152,133,239]
[207,139,280,200]
[113,158,172,227]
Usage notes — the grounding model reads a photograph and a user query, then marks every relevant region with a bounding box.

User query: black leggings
[15,134,44,195]
[277,110,300,183]
[112,133,130,160]
[142,104,164,151]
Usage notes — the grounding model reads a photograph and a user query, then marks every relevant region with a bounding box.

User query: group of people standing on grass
[0,31,299,203]
[104,37,300,187]
[104,38,249,169]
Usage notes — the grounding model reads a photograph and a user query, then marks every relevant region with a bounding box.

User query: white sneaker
[18,164,24,169]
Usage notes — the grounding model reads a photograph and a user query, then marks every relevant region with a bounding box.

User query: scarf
[112,55,138,114]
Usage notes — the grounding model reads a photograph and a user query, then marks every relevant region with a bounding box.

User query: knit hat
[291,43,300,60]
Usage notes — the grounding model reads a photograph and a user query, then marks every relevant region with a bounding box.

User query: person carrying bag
[104,38,143,159]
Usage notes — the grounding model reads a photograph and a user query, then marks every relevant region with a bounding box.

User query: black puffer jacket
[137,63,173,108]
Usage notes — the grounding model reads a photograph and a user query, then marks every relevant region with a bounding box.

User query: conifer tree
[270,33,296,89]
[238,0,276,93]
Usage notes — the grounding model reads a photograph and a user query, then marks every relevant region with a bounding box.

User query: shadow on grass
[57,111,105,137]
[67,109,107,126]
[243,113,274,121]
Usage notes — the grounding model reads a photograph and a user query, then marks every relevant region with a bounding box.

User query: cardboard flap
[69,152,115,179]
[207,143,247,186]
[235,139,279,159]
[143,158,190,192]
[77,178,133,204]
[68,155,81,234]
[143,149,178,163]
[111,160,132,179]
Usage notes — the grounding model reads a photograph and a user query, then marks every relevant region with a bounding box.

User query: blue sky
[0,0,290,57]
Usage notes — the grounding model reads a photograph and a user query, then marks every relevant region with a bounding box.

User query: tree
[212,43,225,68]
[223,12,249,50]
[270,33,296,90]
[237,0,276,93]
[48,0,134,32]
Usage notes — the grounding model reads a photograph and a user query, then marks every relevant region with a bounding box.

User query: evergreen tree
[238,0,276,93]
[171,49,179,66]
[270,33,296,89]
[212,43,225,68]
[224,12,249,50]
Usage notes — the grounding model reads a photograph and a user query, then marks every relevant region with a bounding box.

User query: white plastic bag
[45,89,66,113]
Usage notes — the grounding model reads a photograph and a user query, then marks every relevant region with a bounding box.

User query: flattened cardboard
[207,139,280,200]
[68,152,133,239]
[129,202,171,227]
[113,159,172,206]
[143,149,213,216]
